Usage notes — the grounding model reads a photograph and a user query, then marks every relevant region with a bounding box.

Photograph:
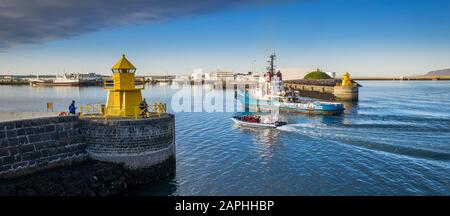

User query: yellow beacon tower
[105,54,143,117]
[341,72,352,87]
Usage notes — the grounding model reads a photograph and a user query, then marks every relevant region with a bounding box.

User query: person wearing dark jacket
[68,100,77,115]
[139,99,149,118]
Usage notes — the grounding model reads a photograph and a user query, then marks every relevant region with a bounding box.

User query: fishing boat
[172,75,190,84]
[237,54,344,115]
[30,74,80,86]
[28,76,47,86]
[79,73,103,86]
[231,115,287,128]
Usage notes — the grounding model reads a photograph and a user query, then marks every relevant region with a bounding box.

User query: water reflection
[282,112,346,127]
[233,125,281,160]
[239,127,281,144]
[341,101,358,114]
[54,86,81,98]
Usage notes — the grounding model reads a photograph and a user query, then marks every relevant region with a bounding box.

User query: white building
[204,73,212,81]
[235,72,260,82]
[191,68,204,81]
[211,70,235,81]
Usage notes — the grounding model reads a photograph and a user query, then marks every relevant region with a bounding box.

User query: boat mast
[267,53,276,76]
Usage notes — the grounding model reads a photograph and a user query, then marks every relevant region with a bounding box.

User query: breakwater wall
[285,79,359,101]
[0,114,175,195]
[83,115,176,183]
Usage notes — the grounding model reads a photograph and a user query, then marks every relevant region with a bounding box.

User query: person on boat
[242,115,250,122]
[68,100,77,115]
[255,115,261,123]
[242,115,260,123]
[139,99,149,118]
[263,115,273,124]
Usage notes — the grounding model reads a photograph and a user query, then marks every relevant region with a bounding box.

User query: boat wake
[277,123,450,161]
[277,123,329,132]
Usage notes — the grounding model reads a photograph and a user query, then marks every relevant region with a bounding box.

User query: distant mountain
[424,68,450,76]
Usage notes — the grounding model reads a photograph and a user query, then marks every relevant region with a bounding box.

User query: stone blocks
[0,113,176,188]
[0,116,87,177]
[82,114,175,170]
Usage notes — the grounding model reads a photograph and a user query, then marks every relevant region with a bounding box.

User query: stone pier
[0,115,86,178]
[0,113,176,195]
[334,86,359,101]
[284,79,360,101]
[82,114,175,183]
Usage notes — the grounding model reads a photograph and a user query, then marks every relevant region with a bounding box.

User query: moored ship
[30,74,80,86]
[79,73,103,86]
[238,54,344,115]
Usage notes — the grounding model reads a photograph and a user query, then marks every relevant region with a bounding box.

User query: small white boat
[231,116,287,128]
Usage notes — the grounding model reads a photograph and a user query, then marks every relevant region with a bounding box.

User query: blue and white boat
[238,54,344,115]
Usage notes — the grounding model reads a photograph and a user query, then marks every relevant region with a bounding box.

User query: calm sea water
[1,81,450,195]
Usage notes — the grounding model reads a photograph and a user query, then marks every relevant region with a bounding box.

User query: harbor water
[1,81,450,195]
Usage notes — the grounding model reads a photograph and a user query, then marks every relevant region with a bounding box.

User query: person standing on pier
[68,100,77,115]
[139,98,149,118]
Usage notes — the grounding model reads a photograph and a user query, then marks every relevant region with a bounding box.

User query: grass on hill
[304,70,332,80]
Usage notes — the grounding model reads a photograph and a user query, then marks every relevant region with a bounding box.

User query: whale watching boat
[237,54,344,115]
[231,115,287,128]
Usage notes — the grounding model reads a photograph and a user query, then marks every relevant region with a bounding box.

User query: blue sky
[0,0,449,76]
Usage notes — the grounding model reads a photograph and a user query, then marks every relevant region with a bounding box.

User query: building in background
[204,73,212,81]
[235,72,260,82]
[191,68,204,81]
[211,70,235,82]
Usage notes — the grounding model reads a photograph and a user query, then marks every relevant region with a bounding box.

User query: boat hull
[237,89,344,115]
[231,118,277,128]
[30,81,80,86]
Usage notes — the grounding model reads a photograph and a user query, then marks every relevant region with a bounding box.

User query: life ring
[58,112,67,116]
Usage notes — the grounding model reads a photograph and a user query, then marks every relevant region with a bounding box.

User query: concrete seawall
[0,114,176,195]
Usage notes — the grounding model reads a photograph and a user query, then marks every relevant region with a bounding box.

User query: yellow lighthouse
[341,72,352,87]
[104,54,143,117]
